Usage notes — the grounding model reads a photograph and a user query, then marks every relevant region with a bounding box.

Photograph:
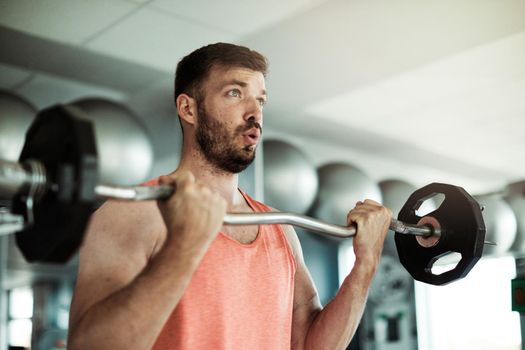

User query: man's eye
[227,89,241,97]
[258,99,267,107]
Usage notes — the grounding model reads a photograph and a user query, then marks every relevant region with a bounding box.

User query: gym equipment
[311,162,382,226]
[72,98,154,186]
[379,179,419,256]
[369,255,412,304]
[396,185,486,285]
[12,104,98,264]
[0,90,37,161]
[0,104,486,285]
[263,140,318,214]
[474,194,517,255]
[503,182,525,252]
[507,196,525,252]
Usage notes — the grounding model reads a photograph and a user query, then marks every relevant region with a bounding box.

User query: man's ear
[176,93,198,125]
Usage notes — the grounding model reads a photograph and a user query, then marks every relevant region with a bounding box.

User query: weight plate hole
[426,251,462,275]
[415,192,445,217]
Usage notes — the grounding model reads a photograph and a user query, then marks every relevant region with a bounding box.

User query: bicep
[69,201,160,326]
[281,225,322,346]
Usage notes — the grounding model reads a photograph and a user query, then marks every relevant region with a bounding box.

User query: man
[68,43,392,349]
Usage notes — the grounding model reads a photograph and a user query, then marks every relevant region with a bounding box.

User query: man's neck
[175,148,244,210]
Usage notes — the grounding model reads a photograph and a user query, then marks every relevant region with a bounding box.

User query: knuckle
[182,170,195,181]
[179,181,194,193]
[179,171,195,184]
[175,178,189,191]
[200,186,211,195]
[379,205,391,216]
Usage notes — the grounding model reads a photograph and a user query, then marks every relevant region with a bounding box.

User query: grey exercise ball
[379,179,417,255]
[263,140,318,213]
[0,90,37,161]
[379,179,417,216]
[311,163,382,227]
[506,196,525,253]
[72,98,154,186]
[475,194,517,255]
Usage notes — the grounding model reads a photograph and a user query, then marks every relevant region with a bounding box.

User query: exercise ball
[506,196,525,252]
[311,162,382,227]
[379,179,417,255]
[263,140,318,213]
[0,90,37,161]
[504,182,525,253]
[475,194,517,255]
[72,98,154,185]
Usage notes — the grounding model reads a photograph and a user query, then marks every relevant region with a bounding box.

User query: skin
[67,64,391,350]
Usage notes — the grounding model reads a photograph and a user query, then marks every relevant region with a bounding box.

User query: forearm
[68,242,202,350]
[304,261,377,350]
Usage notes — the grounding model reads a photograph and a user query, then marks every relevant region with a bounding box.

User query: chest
[220,199,260,244]
[221,224,259,244]
[154,225,296,350]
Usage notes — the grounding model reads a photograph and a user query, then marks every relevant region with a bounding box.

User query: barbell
[0,104,487,285]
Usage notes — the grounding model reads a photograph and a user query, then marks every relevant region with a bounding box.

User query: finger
[198,185,213,198]
[348,205,376,216]
[346,209,369,225]
[346,215,364,228]
[158,174,174,185]
[363,199,382,206]
[214,195,228,213]
[174,171,195,190]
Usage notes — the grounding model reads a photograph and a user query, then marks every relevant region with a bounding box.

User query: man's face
[194,66,266,174]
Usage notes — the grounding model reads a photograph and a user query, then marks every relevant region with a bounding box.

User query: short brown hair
[174,43,268,104]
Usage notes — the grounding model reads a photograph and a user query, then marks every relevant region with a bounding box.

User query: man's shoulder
[94,199,160,221]
[88,199,164,246]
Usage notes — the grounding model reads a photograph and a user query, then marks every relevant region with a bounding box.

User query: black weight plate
[13,104,98,263]
[394,183,485,285]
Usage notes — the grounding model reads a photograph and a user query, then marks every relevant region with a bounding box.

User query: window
[8,286,33,348]
[415,256,520,350]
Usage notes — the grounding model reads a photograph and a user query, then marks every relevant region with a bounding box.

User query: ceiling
[0,0,524,194]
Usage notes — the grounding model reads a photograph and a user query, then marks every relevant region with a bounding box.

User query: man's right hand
[346,199,391,266]
[157,171,227,257]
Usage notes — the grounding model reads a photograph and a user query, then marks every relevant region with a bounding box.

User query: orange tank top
[151,186,296,350]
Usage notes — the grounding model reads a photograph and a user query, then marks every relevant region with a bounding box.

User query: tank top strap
[238,189,273,213]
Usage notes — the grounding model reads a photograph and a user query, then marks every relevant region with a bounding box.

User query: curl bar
[0,104,486,285]
[1,157,440,239]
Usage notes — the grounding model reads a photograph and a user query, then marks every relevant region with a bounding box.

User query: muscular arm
[68,201,200,349]
[303,257,376,349]
[68,172,226,350]
[284,200,391,350]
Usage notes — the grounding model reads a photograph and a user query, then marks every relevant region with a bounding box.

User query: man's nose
[244,97,263,124]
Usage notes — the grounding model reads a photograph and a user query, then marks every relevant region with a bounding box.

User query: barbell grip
[94,184,439,239]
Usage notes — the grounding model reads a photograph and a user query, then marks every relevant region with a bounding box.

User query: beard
[195,104,261,174]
